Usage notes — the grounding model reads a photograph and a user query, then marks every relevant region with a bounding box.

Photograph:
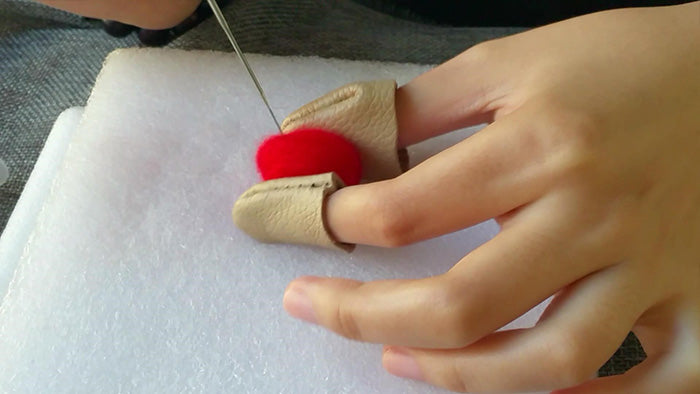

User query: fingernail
[384,347,424,381]
[283,279,318,324]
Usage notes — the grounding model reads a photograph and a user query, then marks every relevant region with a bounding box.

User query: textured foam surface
[0,107,83,301]
[0,50,547,393]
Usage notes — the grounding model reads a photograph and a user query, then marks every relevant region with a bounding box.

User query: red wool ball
[256,128,362,186]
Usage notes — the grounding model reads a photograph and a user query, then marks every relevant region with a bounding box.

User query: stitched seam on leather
[240,181,334,200]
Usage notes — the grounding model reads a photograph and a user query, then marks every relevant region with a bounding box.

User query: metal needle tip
[206,0,282,132]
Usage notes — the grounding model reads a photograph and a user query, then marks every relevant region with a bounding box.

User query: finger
[41,0,201,29]
[630,305,677,359]
[396,41,513,147]
[552,353,700,394]
[551,361,657,394]
[382,264,648,393]
[558,282,700,393]
[633,296,694,358]
[327,109,553,247]
[286,209,614,349]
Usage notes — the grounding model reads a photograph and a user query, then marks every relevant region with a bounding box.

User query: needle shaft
[206,0,282,132]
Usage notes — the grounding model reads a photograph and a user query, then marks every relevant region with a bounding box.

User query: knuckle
[462,39,502,65]
[442,307,481,346]
[368,182,418,247]
[332,298,364,341]
[440,363,471,393]
[561,195,639,261]
[591,203,639,252]
[375,210,414,247]
[529,99,604,180]
[427,281,486,347]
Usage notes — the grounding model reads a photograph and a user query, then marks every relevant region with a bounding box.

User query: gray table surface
[0,0,645,379]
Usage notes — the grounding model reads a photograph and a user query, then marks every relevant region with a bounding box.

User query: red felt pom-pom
[256,128,362,186]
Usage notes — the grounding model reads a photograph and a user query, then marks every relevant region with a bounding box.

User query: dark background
[357,0,692,26]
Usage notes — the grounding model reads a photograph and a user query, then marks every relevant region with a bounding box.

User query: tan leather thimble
[281,80,408,182]
[232,172,354,252]
[233,80,410,252]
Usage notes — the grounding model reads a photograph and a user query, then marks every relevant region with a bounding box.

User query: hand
[36,0,201,29]
[284,3,700,393]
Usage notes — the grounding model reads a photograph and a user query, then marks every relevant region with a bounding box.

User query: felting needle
[206,0,282,132]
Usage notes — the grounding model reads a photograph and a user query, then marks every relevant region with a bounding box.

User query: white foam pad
[0,107,84,300]
[0,50,548,393]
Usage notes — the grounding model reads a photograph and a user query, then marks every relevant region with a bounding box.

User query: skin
[33,1,700,392]
[292,3,700,393]
[36,0,200,29]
